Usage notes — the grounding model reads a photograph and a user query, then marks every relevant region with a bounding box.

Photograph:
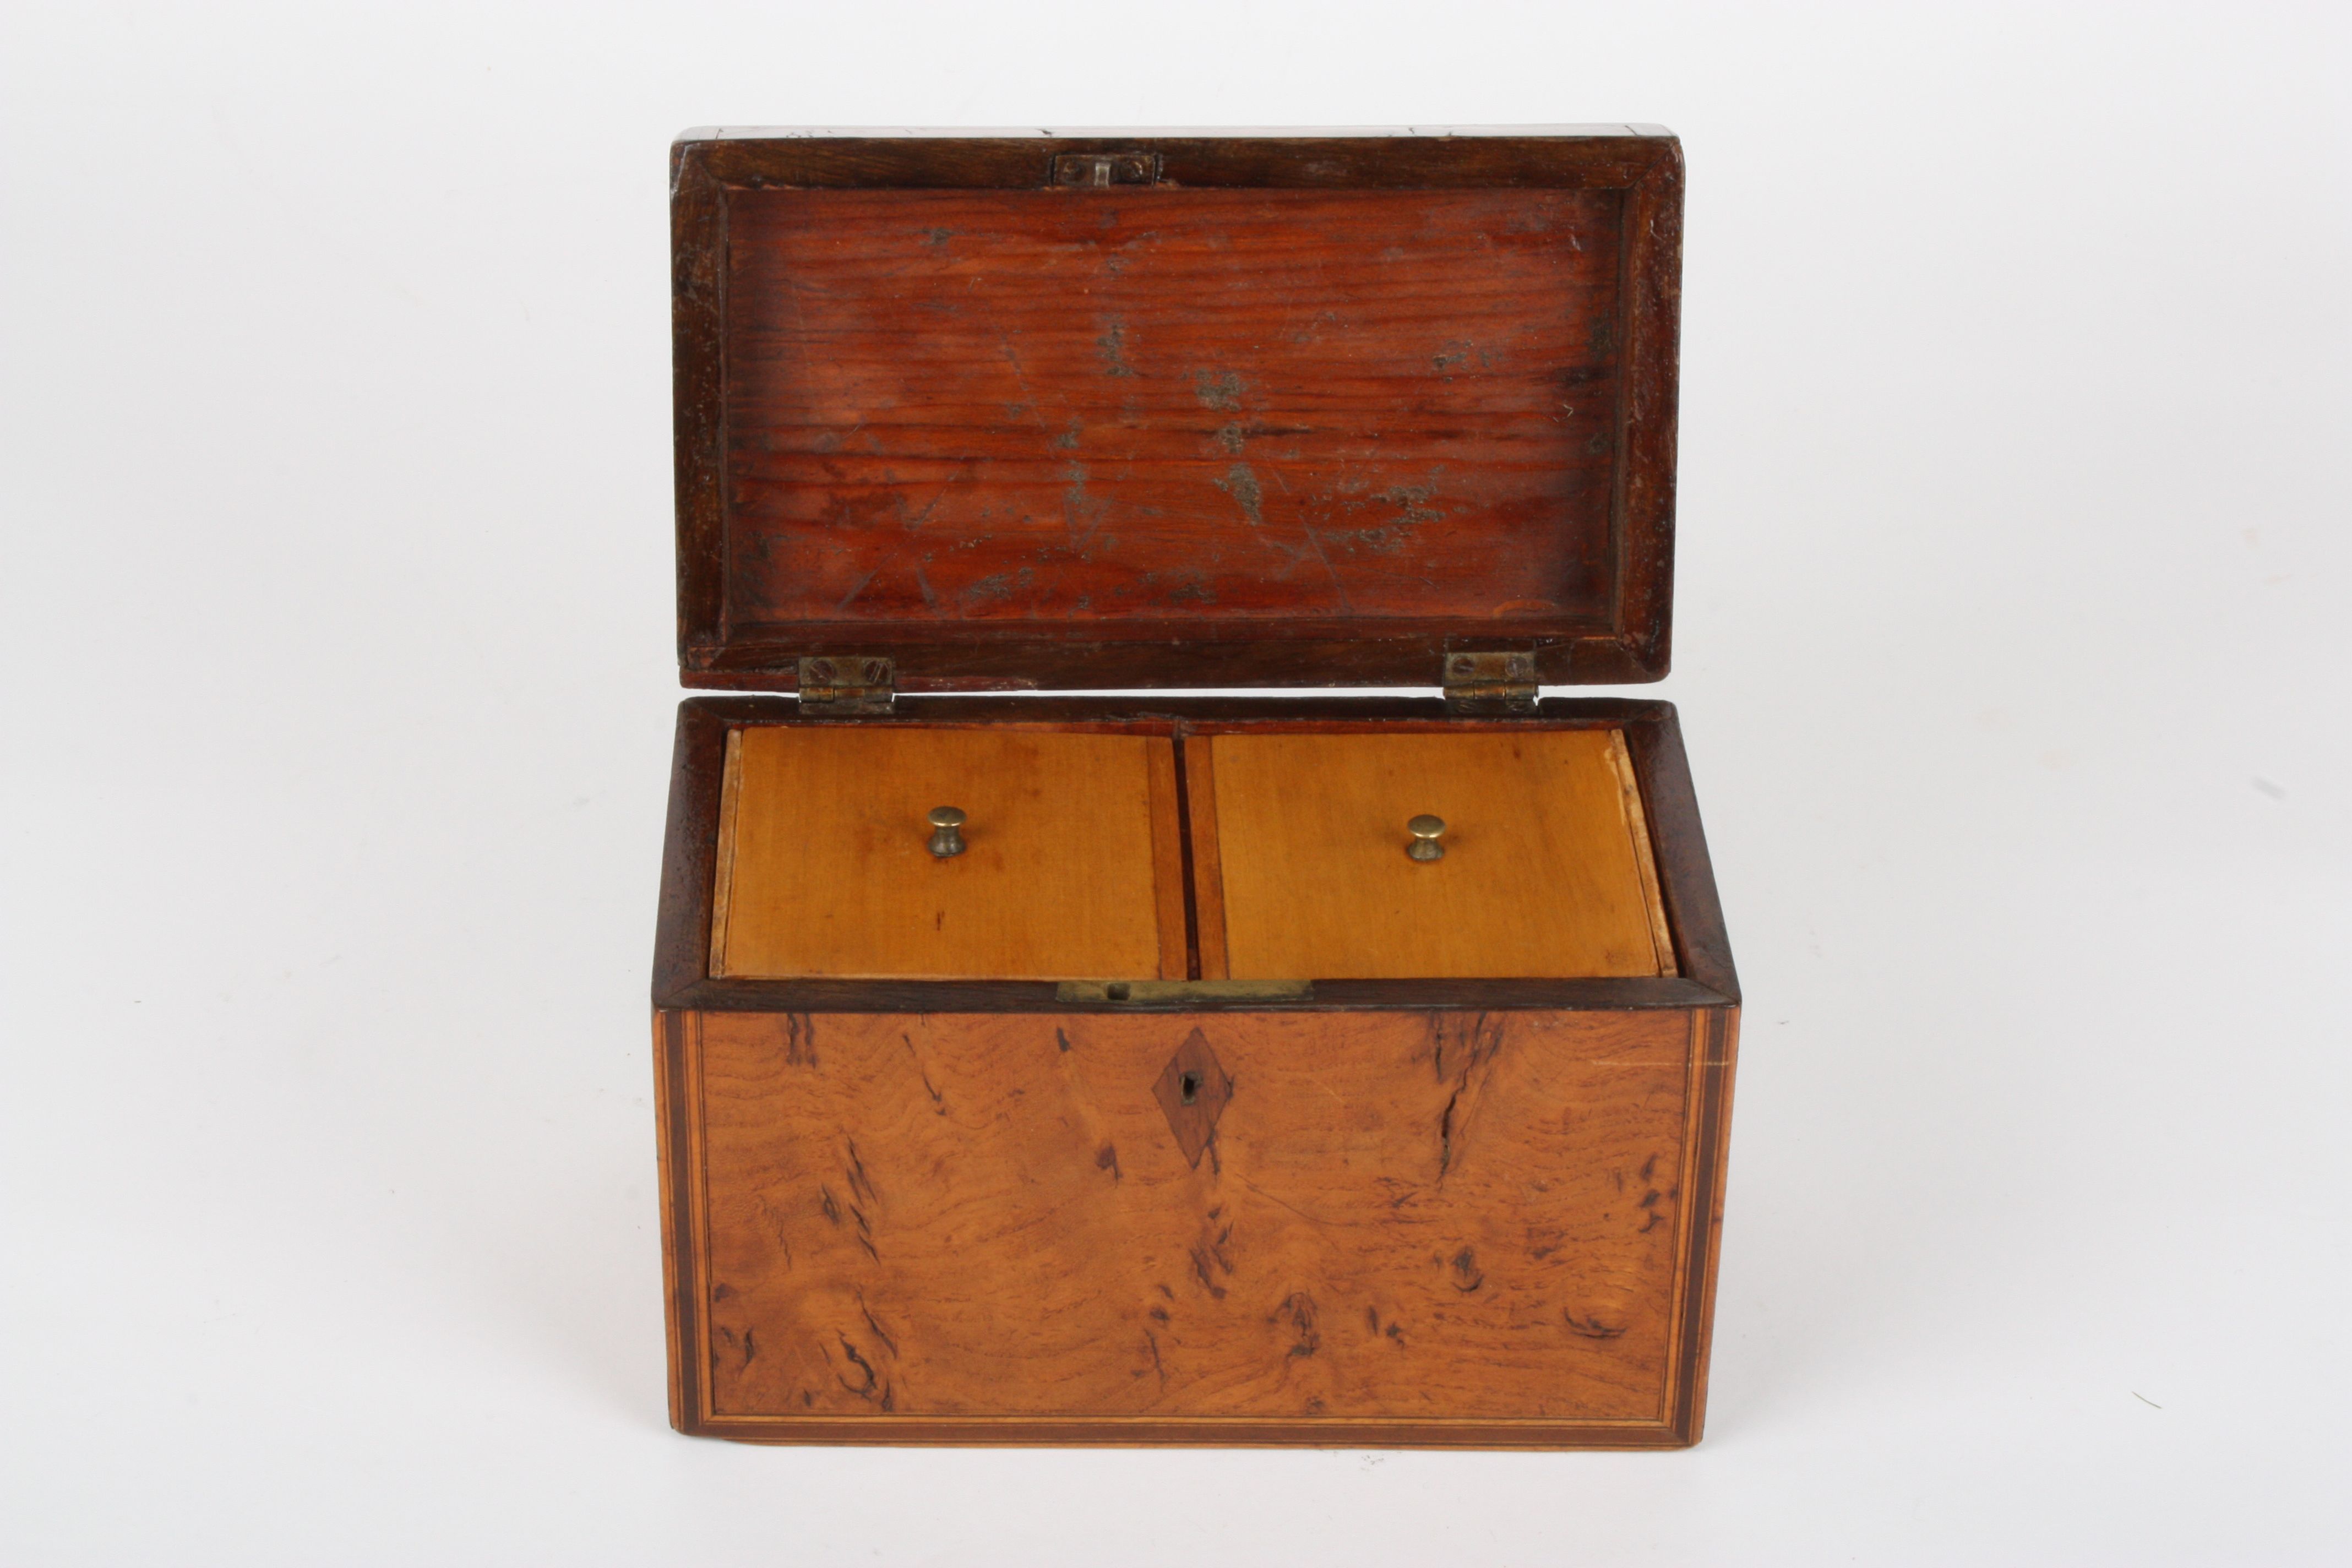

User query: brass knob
[1406,814,1447,862]
[927,805,967,858]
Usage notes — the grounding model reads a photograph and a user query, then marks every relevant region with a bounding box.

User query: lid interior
[673,134,1681,690]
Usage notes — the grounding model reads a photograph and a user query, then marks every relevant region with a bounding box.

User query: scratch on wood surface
[752,1195,797,1269]
[1236,1174,1346,1229]
[857,1292,899,1356]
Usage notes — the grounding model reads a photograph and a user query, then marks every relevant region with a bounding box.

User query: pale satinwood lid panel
[1199,728,1675,980]
[712,725,1186,981]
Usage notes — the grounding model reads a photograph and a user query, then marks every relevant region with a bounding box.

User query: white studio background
[3,2,2346,1562]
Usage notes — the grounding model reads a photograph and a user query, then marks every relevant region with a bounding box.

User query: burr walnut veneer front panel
[662,1006,1727,1439]
[710,725,1185,981]
[1197,728,1674,980]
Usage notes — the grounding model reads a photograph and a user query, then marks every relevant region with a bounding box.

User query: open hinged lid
[672,128,1683,698]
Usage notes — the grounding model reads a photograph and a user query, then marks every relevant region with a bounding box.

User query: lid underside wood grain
[673,133,1682,691]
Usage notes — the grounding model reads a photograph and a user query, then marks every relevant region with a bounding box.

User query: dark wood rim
[683,1416,1696,1448]
[1621,707,1738,1001]
[652,695,1736,1009]
[671,145,726,661]
[662,976,1734,1013]
[679,634,1662,692]
[683,133,1681,192]
[1667,1006,1736,1440]
[1676,1008,1740,1442]
[671,132,1682,693]
[654,1009,702,1429]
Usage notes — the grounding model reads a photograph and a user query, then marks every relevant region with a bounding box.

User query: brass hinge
[1051,151,1161,187]
[1442,650,1539,715]
[797,656,894,715]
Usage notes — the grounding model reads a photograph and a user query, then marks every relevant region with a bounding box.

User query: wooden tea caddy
[652,128,1738,1447]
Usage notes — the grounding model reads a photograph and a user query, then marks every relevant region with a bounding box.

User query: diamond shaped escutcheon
[1152,1027,1232,1168]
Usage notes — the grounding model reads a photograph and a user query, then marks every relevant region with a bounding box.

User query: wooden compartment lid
[673,128,1683,693]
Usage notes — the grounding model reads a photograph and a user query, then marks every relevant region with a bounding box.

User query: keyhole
[1179,1072,1200,1105]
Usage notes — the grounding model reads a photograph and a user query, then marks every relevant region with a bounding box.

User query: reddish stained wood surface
[682,1008,1703,1427]
[721,187,1625,635]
